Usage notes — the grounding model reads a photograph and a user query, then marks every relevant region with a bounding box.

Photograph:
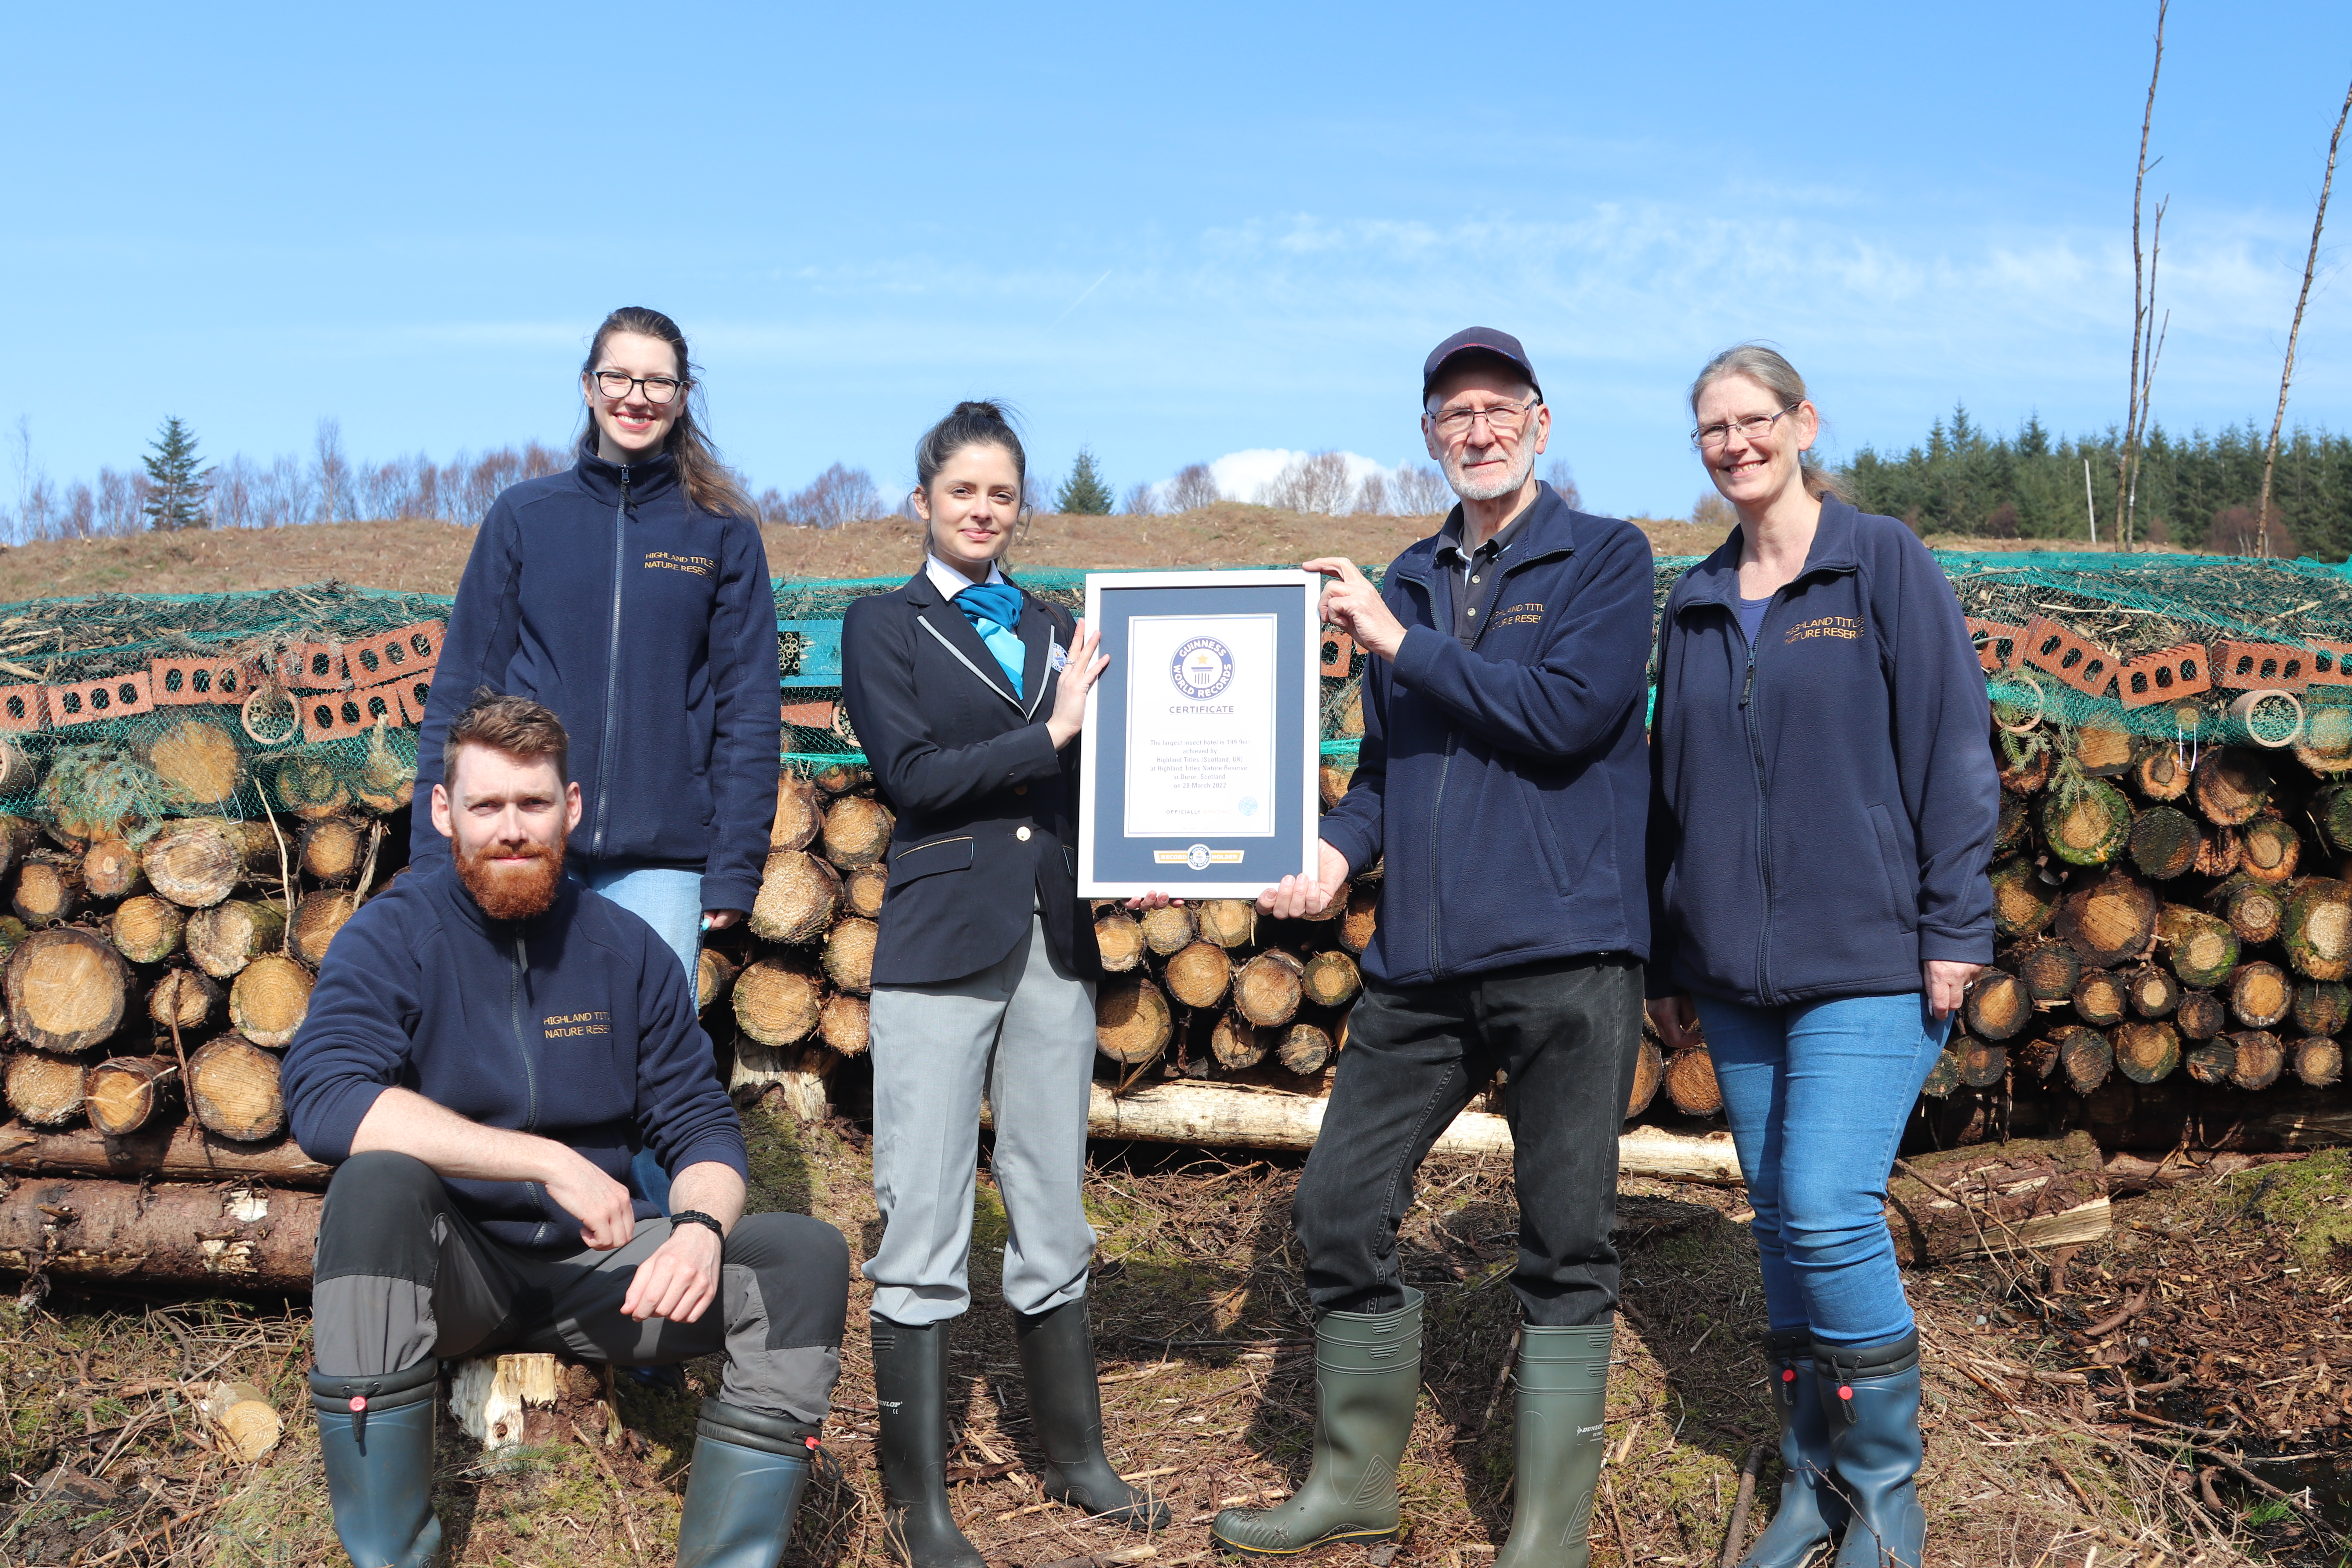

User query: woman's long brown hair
[579,306,757,520]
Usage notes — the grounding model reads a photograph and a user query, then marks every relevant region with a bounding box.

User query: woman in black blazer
[840,402,1163,1568]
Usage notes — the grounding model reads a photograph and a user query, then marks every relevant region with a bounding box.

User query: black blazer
[839,570,1098,987]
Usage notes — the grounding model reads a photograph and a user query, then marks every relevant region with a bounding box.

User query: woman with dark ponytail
[415,307,779,1197]
[840,401,1167,1568]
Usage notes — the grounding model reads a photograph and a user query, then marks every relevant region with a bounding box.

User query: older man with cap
[1213,331,1655,1565]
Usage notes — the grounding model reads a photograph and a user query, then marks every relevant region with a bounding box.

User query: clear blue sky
[10,2,2352,522]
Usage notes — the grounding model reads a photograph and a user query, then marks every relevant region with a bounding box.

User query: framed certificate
[1078,570,1323,898]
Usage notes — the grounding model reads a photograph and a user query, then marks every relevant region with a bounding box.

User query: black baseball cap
[1422,327,1542,402]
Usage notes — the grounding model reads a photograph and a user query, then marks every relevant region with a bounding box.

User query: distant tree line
[1839,407,2352,559]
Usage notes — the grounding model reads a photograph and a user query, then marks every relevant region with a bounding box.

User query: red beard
[456,836,565,921]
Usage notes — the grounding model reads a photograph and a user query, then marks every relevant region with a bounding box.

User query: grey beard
[1444,443,1536,503]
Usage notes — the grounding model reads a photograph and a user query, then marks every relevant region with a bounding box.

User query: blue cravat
[953,580,1026,698]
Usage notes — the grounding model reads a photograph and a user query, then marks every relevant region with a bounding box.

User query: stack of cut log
[1942,719,2352,1149]
[706,764,1685,1129]
[0,787,394,1183]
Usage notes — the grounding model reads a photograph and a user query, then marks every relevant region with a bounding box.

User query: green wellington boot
[1817,1332,1925,1568]
[310,1358,443,1568]
[1212,1288,1423,1557]
[1738,1330,1846,1568]
[676,1399,818,1568]
[1014,1298,1172,1528]
[1490,1320,1614,1568]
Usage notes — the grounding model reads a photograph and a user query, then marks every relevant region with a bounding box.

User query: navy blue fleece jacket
[1319,484,1655,985]
[281,864,747,1250]
[410,446,780,914]
[1646,498,1999,1007]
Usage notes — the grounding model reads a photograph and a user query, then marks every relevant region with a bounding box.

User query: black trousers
[312,1152,850,1425]
[1290,952,1642,1326]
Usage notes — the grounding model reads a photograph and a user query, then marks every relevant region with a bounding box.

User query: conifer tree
[141,417,213,531]
[1055,447,1114,515]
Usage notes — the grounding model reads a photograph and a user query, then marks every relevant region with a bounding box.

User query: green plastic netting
[7,551,2352,842]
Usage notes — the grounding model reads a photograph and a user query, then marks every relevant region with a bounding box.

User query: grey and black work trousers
[312,1151,849,1426]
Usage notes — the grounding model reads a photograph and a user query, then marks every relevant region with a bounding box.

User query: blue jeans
[1693,993,1949,1348]
[580,862,704,1214]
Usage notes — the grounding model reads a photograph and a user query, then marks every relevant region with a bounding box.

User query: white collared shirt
[926,554,1008,601]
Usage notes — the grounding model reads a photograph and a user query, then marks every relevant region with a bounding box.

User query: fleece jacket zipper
[508,930,548,1244]
[590,470,630,858]
[1739,603,1776,1003]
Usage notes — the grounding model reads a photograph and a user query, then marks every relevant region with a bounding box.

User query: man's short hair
[445,690,569,787]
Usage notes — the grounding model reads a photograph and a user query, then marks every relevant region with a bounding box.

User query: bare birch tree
[2117,0,2169,552]
[2256,74,2352,557]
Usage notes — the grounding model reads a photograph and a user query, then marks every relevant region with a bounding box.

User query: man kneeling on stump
[283,693,849,1568]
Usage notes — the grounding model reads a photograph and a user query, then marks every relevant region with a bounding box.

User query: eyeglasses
[592,370,684,405]
[1693,402,1799,450]
[1428,396,1541,440]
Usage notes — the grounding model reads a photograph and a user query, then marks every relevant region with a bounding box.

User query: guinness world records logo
[1171,636,1235,699]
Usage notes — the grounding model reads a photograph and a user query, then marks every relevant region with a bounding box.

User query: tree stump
[2060,1027,2114,1093]
[186,1036,285,1142]
[289,889,360,968]
[1664,1047,1722,1116]
[1140,905,1196,956]
[1625,1038,1664,1119]
[1234,951,1303,1029]
[5,1053,87,1126]
[85,1055,178,1138]
[1093,910,1145,973]
[2285,879,2352,980]
[1163,942,1233,1010]
[2016,940,2081,1003]
[770,773,823,852]
[2174,989,2227,1042]
[2294,1037,2343,1089]
[1991,856,2058,940]
[111,894,186,965]
[2126,806,2201,880]
[2293,980,2352,1038]
[82,838,147,901]
[1962,971,2030,1040]
[142,716,246,809]
[2218,878,2286,946]
[2228,1031,2287,1092]
[2241,816,2302,885]
[2041,780,2132,867]
[2071,969,2127,1029]
[819,795,894,870]
[6,927,129,1054]
[1340,883,1379,955]
[1277,1024,1332,1077]
[2123,963,2181,1019]
[2131,746,2190,802]
[2156,906,2238,990]
[732,958,824,1049]
[2057,875,2158,968]
[143,821,259,910]
[297,815,370,886]
[2194,748,2272,826]
[2112,1021,2181,1084]
[821,916,878,995]
[11,853,84,927]
[230,955,314,1049]
[149,969,223,1034]
[818,992,870,1058]
[185,898,286,979]
[1210,1014,1265,1071]
[842,865,887,921]
[1195,899,1258,949]
[749,850,841,946]
[1096,976,1172,1065]
[1301,951,1363,1011]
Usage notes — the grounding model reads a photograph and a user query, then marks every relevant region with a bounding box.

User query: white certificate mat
[1122,613,1279,838]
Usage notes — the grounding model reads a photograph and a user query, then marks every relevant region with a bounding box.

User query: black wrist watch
[670,1210,726,1242]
